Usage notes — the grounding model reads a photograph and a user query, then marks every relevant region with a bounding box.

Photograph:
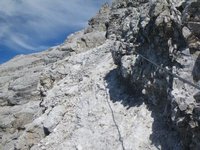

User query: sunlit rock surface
[0,1,200,150]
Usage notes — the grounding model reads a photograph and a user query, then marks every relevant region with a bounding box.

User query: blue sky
[0,0,111,64]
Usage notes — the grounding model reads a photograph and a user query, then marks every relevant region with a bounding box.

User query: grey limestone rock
[109,0,200,149]
[1,0,200,150]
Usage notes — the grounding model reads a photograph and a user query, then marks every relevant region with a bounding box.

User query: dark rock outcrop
[108,0,200,149]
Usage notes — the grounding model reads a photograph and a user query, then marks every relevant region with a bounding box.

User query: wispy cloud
[0,0,111,53]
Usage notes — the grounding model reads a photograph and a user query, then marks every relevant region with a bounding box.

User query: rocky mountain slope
[0,0,200,150]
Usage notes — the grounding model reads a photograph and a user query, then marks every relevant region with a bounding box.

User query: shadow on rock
[104,68,183,150]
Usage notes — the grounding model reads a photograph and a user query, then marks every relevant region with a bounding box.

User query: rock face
[0,1,200,150]
[108,0,200,149]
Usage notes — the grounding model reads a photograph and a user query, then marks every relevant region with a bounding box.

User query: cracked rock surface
[0,1,200,150]
[108,0,200,149]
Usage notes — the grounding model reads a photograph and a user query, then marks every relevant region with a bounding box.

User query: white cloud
[0,0,111,52]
